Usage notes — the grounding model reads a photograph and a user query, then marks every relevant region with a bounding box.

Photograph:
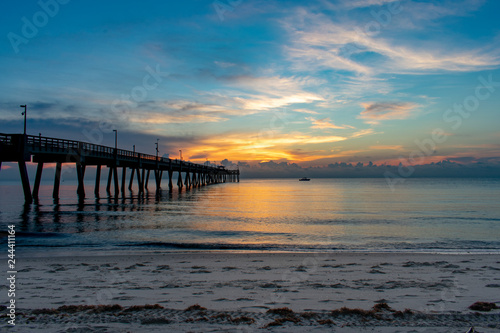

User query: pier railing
[1,133,240,203]
[19,134,206,168]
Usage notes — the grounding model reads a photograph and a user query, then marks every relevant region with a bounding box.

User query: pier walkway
[0,133,239,203]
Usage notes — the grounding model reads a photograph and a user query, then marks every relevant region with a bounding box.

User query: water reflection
[2,179,500,252]
[10,185,209,235]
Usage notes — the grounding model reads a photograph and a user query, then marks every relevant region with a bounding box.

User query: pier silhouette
[0,133,239,203]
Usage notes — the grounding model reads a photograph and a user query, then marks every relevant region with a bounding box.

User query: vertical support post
[95,165,101,197]
[178,162,183,189]
[145,169,150,191]
[140,168,146,193]
[185,168,190,189]
[18,160,33,204]
[53,162,62,199]
[33,162,44,199]
[155,170,162,192]
[76,163,85,198]
[128,168,135,191]
[154,170,158,191]
[168,162,173,190]
[106,167,113,193]
[121,167,127,194]
[178,171,183,189]
[113,166,119,197]
[136,168,143,194]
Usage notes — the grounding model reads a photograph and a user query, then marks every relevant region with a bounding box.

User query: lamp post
[179,150,182,161]
[113,130,117,150]
[20,105,27,135]
[155,139,159,161]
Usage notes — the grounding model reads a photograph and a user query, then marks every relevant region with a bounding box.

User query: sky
[1,0,500,177]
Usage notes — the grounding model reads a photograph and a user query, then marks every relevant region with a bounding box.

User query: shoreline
[7,251,500,331]
[15,246,500,257]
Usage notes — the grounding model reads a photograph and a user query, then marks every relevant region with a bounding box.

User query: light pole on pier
[113,130,117,150]
[156,139,159,161]
[179,150,183,161]
[20,105,27,135]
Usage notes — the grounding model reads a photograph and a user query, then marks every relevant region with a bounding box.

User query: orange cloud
[185,132,348,163]
[350,128,377,138]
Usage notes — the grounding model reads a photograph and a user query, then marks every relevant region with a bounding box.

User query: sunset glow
[0,0,499,174]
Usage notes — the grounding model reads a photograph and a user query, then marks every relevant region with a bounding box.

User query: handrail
[1,133,231,172]
[0,133,13,144]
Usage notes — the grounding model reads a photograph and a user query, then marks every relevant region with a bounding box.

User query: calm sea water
[1,178,499,254]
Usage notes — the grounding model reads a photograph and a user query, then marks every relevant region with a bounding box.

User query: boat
[299,177,310,181]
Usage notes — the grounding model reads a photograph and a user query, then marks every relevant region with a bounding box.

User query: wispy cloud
[317,0,400,12]
[224,75,325,111]
[369,145,404,150]
[350,128,378,138]
[306,116,354,130]
[293,108,320,115]
[284,8,500,76]
[358,101,418,123]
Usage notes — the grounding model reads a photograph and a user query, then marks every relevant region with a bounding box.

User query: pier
[0,133,239,203]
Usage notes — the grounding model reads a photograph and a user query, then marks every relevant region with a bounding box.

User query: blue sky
[1,0,499,168]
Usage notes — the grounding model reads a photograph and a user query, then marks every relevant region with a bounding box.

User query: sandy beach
[3,251,499,332]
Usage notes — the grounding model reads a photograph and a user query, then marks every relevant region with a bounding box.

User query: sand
[3,251,500,332]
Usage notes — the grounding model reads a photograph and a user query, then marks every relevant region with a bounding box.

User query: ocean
[1,178,499,254]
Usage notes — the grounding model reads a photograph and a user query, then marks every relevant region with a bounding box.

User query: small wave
[15,231,69,238]
[115,240,500,254]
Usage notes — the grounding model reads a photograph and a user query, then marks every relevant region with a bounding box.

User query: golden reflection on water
[2,178,500,250]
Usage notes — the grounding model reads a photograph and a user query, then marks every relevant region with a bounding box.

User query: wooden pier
[0,133,239,203]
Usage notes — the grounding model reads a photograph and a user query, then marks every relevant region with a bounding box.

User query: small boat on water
[299,177,311,181]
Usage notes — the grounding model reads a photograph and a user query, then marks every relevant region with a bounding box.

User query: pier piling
[0,133,239,202]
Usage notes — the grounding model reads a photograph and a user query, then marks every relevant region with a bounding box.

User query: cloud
[241,93,322,111]
[283,8,500,76]
[306,117,355,130]
[184,131,348,163]
[350,128,377,138]
[224,75,325,111]
[358,101,418,123]
[235,157,500,179]
[129,112,227,124]
[391,0,487,29]
[369,145,404,150]
[293,108,320,115]
[214,61,237,68]
[337,0,400,9]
